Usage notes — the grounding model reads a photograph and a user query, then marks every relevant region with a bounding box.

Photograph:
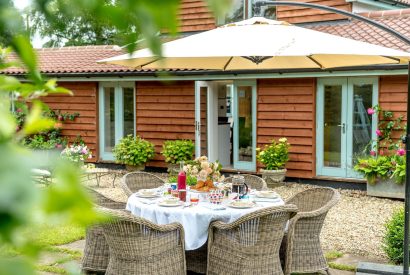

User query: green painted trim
[233,79,257,171]
[54,69,408,82]
[99,82,136,161]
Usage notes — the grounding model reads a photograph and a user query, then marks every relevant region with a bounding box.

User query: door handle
[337,123,346,134]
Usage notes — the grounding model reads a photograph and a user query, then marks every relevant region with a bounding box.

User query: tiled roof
[4,45,138,75]
[3,9,410,75]
[308,9,410,52]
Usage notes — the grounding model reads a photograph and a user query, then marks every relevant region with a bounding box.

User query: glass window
[123,87,135,136]
[219,0,276,25]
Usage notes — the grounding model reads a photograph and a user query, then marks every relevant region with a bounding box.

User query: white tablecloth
[126,193,284,250]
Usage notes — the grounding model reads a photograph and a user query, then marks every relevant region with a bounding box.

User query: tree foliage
[29,0,131,47]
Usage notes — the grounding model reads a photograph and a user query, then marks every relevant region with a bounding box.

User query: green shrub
[354,156,393,184]
[113,135,155,166]
[256,138,290,170]
[168,175,197,186]
[383,208,405,264]
[161,139,194,164]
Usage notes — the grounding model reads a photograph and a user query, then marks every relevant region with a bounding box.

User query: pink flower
[397,148,406,156]
[379,150,384,156]
[81,148,88,154]
[16,108,22,113]
[367,108,375,115]
[370,150,376,156]
[376,129,382,137]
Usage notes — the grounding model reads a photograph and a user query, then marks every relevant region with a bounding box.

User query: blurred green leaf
[22,101,55,136]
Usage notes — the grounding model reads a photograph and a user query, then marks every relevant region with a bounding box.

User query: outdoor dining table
[126,189,285,250]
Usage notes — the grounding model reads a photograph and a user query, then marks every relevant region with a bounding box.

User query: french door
[195,80,257,171]
[99,82,135,160]
[316,77,378,178]
[233,80,257,171]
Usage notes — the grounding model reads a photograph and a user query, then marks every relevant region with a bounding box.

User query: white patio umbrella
[99,17,410,70]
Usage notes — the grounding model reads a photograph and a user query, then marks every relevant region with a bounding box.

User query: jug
[231,174,248,199]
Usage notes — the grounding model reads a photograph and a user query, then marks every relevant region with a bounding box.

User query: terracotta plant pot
[260,168,287,184]
[125,164,145,172]
[167,163,180,175]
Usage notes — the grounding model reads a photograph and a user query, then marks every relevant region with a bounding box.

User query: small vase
[125,164,145,172]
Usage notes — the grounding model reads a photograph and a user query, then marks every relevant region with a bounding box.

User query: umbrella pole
[405,62,410,274]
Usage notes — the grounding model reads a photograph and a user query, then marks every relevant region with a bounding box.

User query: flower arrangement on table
[184,156,224,192]
[60,144,92,165]
[354,105,406,185]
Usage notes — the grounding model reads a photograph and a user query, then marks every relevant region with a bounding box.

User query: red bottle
[177,162,186,190]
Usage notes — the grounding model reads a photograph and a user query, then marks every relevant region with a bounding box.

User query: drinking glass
[190,193,199,205]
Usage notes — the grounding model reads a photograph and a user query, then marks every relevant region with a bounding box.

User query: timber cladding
[257,78,316,179]
[40,82,99,162]
[379,75,408,140]
[136,81,196,168]
[179,0,216,32]
[276,0,352,24]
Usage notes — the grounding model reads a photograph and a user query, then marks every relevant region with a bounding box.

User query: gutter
[4,64,409,80]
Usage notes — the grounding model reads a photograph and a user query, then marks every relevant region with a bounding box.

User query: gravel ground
[84,171,403,260]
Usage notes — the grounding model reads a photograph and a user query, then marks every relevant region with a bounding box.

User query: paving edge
[357,262,403,275]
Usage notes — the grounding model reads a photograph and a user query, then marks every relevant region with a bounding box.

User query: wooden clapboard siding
[276,0,352,24]
[379,75,408,140]
[136,81,196,168]
[257,78,316,179]
[179,0,216,32]
[40,82,99,162]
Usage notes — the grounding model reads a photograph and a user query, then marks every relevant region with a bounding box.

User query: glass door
[233,80,256,171]
[99,82,135,160]
[316,77,377,178]
[195,81,210,158]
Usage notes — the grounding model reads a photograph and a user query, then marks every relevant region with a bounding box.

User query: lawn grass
[328,262,357,272]
[325,250,344,261]
[36,265,67,274]
[33,223,85,246]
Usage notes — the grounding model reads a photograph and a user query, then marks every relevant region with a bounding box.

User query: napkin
[202,204,226,210]
[137,198,158,204]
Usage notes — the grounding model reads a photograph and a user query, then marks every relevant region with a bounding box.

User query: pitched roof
[3,8,410,76]
[308,9,410,52]
[4,45,137,75]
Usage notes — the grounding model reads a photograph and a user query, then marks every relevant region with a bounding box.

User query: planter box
[125,164,145,172]
[260,168,287,185]
[367,178,405,199]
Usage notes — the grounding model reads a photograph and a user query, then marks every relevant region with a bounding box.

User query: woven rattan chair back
[283,187,340,275]
[121,172,165,197]
[100,208,186,275]
[207,205,297,275]
[82,188,126,273]
[223,174,267,190]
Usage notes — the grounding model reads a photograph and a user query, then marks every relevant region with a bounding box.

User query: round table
[126,192,284,250]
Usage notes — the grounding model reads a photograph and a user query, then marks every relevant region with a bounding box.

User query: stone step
[357,262,403,275]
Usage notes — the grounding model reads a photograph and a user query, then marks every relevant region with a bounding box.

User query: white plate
[157,201,184,207]
[227,201,255,209]
[135,192,159,198]
[255,191,279,199]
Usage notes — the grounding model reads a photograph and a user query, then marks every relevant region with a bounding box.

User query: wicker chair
[282,187,340,275]
[207,205,298,275]
[186,242,208,274]
[82,188,126,274]
[120,172,165,197]
[223,174,267,190]
[100,208,186,275]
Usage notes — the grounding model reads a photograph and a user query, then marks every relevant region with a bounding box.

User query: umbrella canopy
[99,17,410,70]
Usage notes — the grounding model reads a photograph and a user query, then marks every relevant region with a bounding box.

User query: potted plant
[161,139,194,174]
[353,105,406,199]
[60,144,92,167]
[257,137,290,184]
[113,135,155,171]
